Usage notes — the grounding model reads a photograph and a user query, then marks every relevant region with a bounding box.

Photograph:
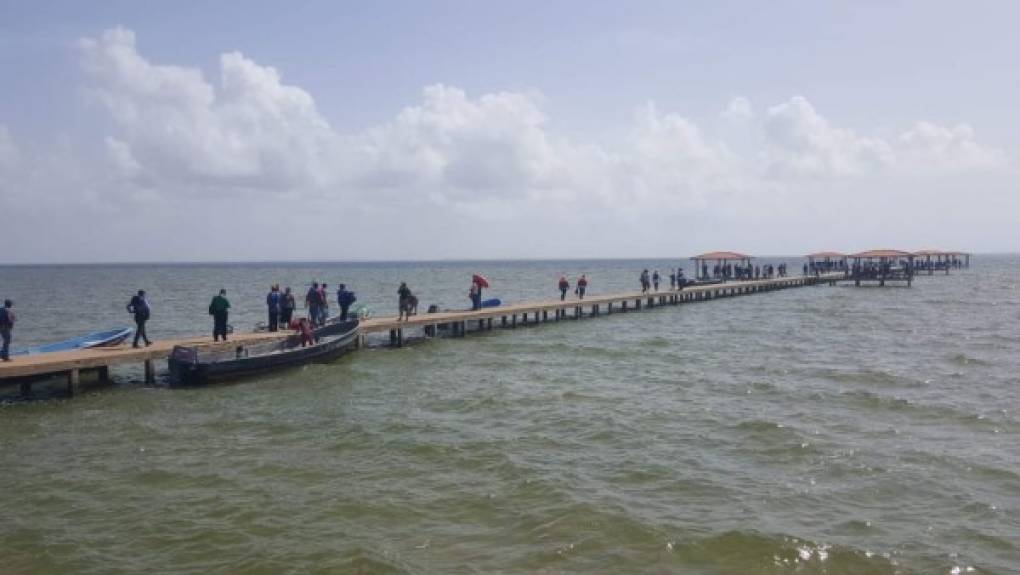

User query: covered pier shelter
[691,251,753,282]
[805,251,848,276]
[913,249,954,275]
[847,249,915,287]
[946,251,971,269]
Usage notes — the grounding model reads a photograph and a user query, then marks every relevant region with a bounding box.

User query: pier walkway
[0,273,841,395]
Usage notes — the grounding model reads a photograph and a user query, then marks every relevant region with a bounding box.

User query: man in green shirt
[208,289,231,342]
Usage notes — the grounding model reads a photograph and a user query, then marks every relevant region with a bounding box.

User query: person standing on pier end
[126,290,152,348]
[0,299,15,361]
[669,271,676,290]
[305,283,320,327]
[209,289,231,342]
[576,274,588,299]
[640,269,650,293]
[652,270,660,291]
[677,268,685,289]
[398,282,414,320]
[337,284,356,321]
[469,282,481,310]
[281,287,296,327]
[266,285,281,332]
[558,276,570,301]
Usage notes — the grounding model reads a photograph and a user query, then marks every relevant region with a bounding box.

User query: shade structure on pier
[848,249,915,287]
[914,249,968,274]
[805,251,847,275]
[691,251,753,281]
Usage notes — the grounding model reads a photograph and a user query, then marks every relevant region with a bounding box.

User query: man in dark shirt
[0,299,15,361]
[209,289,231,342]
[336,284,356,321]
[127,290,152,347]
[266,285,281,332]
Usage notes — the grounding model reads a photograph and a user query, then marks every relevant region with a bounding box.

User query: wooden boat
[168,320,360,385]
[13,327,133,356]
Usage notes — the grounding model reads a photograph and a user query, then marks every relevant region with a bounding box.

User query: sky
[0,0,1017,263]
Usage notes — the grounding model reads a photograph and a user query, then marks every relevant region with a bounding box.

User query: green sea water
[1,257,1018,573]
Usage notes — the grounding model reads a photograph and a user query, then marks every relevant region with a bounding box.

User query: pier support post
[543,310,548,322]
[20,381,32,397]
[512,315,517,328]
[144,360,155,384]
[67,368,80,396]
[98,365,110,384]
[487,318,493,330]
[501,316,507,327]
[608,302,613,314]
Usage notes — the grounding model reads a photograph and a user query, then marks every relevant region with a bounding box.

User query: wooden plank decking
[0,273,840,389]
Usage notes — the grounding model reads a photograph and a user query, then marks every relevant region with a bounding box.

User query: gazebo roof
[805,251,847,258]
[691,251,752,261]
[850,249,913,259]
[943,250,970,256]
[913,249,949,256]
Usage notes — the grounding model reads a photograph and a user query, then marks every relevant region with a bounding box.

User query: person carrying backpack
[126,290,152,347]
[337,284,357,321]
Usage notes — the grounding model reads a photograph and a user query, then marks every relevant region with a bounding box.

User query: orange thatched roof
[850,249,913,259]
[943,250,970,256]
[805,251,846,258]
[913,249,948,256]
[691,251,751,261]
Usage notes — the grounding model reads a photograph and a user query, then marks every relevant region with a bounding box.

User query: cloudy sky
[1,1,1017,263]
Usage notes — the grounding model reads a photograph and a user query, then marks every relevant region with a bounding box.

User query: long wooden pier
[0,273,840,395]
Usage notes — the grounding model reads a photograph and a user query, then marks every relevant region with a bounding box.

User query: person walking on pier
[209,289,231,342]
[576,274,588,299]
[337,284,356,321]
[669,271,676,290]
[127,289,152,347]
[652,270,660,291]
[0,299,15,362]
[281,287,296,327]
[398,282,416,320]
[266,285,281,332]
[640,269,650,293]
[558,276,570,301]
[677,268,685,289]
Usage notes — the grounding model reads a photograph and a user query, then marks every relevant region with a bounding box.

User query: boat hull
[13,327,133,356]
[168,320,359,386]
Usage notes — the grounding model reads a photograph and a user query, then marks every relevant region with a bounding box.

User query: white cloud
[897,121,1006,173]
[79,27,339,192]
[721,96,753,121]
[1,27,1014,261]
[761,96,895,178]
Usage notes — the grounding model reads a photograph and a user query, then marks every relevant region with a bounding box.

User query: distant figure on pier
[0,299,15,362]
[398,282,417,320]
[281,287,296,326]
[677,268,686,289]
[266,285,281,332]
[576,274,588,299]
[558,276,570,301]
[652,270,660,291]
[702,263,709,279]
[337,284,357,321]
[669,271,676,290]
[640,269,650,293]
[305,283,321,327]
[469,282,481,310]
[754,265,761,279]
[209,289,231,342]
[126,289,152,348]
[319,283,330,325]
